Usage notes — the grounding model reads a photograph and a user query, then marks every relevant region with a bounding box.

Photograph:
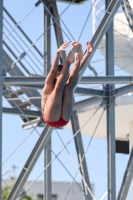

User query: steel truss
[71,110,92,200]
[105,0,116,198]
[44,3,52,200]
[6,125,53,200]
[0,0,3,199]
[1,75,133,84]
[117,145,133,200]
[0,0,133,200]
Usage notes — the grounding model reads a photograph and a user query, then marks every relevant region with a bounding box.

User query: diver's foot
[67,47,76,63]
[76,43,83,60]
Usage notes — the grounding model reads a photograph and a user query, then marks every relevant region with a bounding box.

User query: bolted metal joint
[0,77,4,83]
[103,85,109,105]
[109,85,115,96]
[103,84,115,106]
[109,97,115,106]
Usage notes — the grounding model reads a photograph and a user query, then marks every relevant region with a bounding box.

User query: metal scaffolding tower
[1,0,133,199]
[0,1,3,200]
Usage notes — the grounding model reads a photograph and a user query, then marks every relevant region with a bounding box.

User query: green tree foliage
[2,186,9,200]
[2,186,33,200]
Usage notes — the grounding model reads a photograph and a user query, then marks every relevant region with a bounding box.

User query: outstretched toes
[76,44,83,60]
[67,41,83,63]
[67,49,75,63]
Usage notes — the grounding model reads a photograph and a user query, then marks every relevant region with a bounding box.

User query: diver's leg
[61,53,80,121]
[44,87,63,122]
[43,48,76,121]
[55,45,76,90]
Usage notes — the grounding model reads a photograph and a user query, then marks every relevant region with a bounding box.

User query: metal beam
[11,84,43,90]
[3,50,41,110]
[12,101,31,109]
[1,76,46,85]
[117,145,133,200]
[4,89,24,98]
[2,76,133,85]
[13,83,133,98]
[75,87,107,97]
[71,111,92,200]
[22,118,44,130]
[112,84,133,97]
[13,84,107,97]
[105,0,116,198]
[2,85,30,123]
[3,97,102,118]
[73,97,102,111]
[6,125,53,200]
[3,107,41,117]
[3,96,101,119]
[45,138,51,200]
[122,0,133,32]
[80,76,133,84]
[88,64,97,76]
[43,1,51,75]
[0,0,3,199]
[50,1,66,63]
[43,2,52,200]
[78,0,123,83]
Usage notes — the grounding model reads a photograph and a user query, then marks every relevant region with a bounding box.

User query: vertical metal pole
[129,123,133,200]
[43,2,51,200]
[92,0,96,35]
[105,0,116,200]
[0,1,3,199]
[50,2,66,64]
[45,141,51,200]
[44,2,51,76]
[71,111,92,200]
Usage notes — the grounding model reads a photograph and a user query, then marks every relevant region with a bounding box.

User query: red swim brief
[42,112,69,128]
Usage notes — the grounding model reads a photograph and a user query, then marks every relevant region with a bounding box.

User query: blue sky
[2,0,131,199]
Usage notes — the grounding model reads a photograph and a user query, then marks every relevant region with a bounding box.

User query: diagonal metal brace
[35,0,41,7]
[117,145,133,200]
[78,0,123,85]
[88,64,98,76]
[6,125,53,200]
[71,109,93,200]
